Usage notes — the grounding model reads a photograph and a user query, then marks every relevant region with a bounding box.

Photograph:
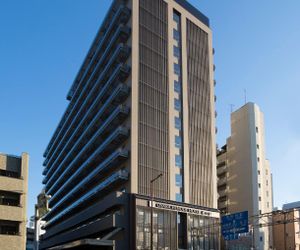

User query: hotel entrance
[133,195,220,250]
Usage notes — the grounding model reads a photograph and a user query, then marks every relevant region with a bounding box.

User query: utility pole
[150,173,163,250]
[284,211,287,250]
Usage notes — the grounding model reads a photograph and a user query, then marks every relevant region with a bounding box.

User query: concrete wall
[130,0,217,208]
[217,103,273,250]
[0,153,29,250]
[273,210,300,250]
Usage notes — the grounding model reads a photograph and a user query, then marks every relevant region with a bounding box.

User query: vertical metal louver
[186,19,213,207]
[138,0,169,199]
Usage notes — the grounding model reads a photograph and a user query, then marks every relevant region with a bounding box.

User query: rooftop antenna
[244,89,247,104]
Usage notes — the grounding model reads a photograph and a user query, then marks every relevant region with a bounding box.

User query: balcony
[46,126,129,195]
[47,151,128,212]
[43,82,130,185]
[43,170,129,228]
[217,165,228,176]
[218,200,228,210]
[217,178,227,187]
[218,188,228,198]
[42,64,130,177]
[49,148,128,206]
[44,23,131,162]
[66,5,131,101]
[44,5,131,158]
[43,42,131,172]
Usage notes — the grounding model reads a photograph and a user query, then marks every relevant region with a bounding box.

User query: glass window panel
[174,80,181,93]
[175,154,182,167]
[173,29,180,41]
[174,117,181,130]
[174,98,181,111]
[174,63,181,76]
[175,135,182,148]
[176,174,182,187]
[176,193,183,202]
[173,45,180,58]
[173,12,180,23]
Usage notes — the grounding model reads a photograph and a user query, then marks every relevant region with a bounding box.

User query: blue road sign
[221,211,249,241]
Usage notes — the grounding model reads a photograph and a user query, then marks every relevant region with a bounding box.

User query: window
[175,174,182,187]
[0,169,20,179]
[175,154,182,167]
[174,63,181,75]
[267,202,269,208]
[258,170,260,175]
[173,29,180,41]
[173,12,180,23]
[175,135,182,149]
[257,144,259,149]
[256,127,259,133]
[175,117,181,130]
[174,80,181,93]
[258,183,261,188]
[0,191,20,207]
[257,157,260,162]
[176,193,182,202]
[174,98,181,111]
[266,180,268,186]
[260,236,263,242]
[259,196,261,201]
[0,220,19,235]
[173,46,180,58]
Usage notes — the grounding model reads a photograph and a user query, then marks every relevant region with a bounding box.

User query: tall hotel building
[40,0,219,249]
[217,103,273,250]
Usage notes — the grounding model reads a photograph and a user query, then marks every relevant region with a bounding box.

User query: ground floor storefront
[132,195,220,250]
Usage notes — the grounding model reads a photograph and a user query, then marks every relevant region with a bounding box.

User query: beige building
[273,209,300,250]
[273,202,300,250]
[217,103,273,249]
[0,152,29,250]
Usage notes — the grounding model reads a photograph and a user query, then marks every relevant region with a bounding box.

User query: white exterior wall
[226,103,273,250]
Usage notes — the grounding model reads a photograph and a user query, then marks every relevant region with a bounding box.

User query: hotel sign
[150,201,219,218]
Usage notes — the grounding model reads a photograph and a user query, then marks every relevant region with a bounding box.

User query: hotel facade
[40,0,219,249]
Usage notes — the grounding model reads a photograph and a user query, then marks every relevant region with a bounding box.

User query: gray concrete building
[217,103,273,250]
[0,152,29,250]
[40,0,219,249]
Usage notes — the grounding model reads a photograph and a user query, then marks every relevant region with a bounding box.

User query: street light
[150,173,163,250]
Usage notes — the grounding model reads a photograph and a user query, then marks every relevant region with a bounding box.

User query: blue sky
[0,0,299,217]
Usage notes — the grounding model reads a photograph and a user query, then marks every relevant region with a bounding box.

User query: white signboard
[150,201,220,218]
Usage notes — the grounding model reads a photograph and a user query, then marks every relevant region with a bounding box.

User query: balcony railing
[43,170,129,228]
[66,6,131,101]
[43,83,130,187]
[49,148,128,206]
[0,170,21,179]
[42,64,130,177]
[46,126,129,195]
[48,151,129,212]
[217,165,228,176]
[47,104,129,196]
[43,41,131,171]
[44,5,131,158]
